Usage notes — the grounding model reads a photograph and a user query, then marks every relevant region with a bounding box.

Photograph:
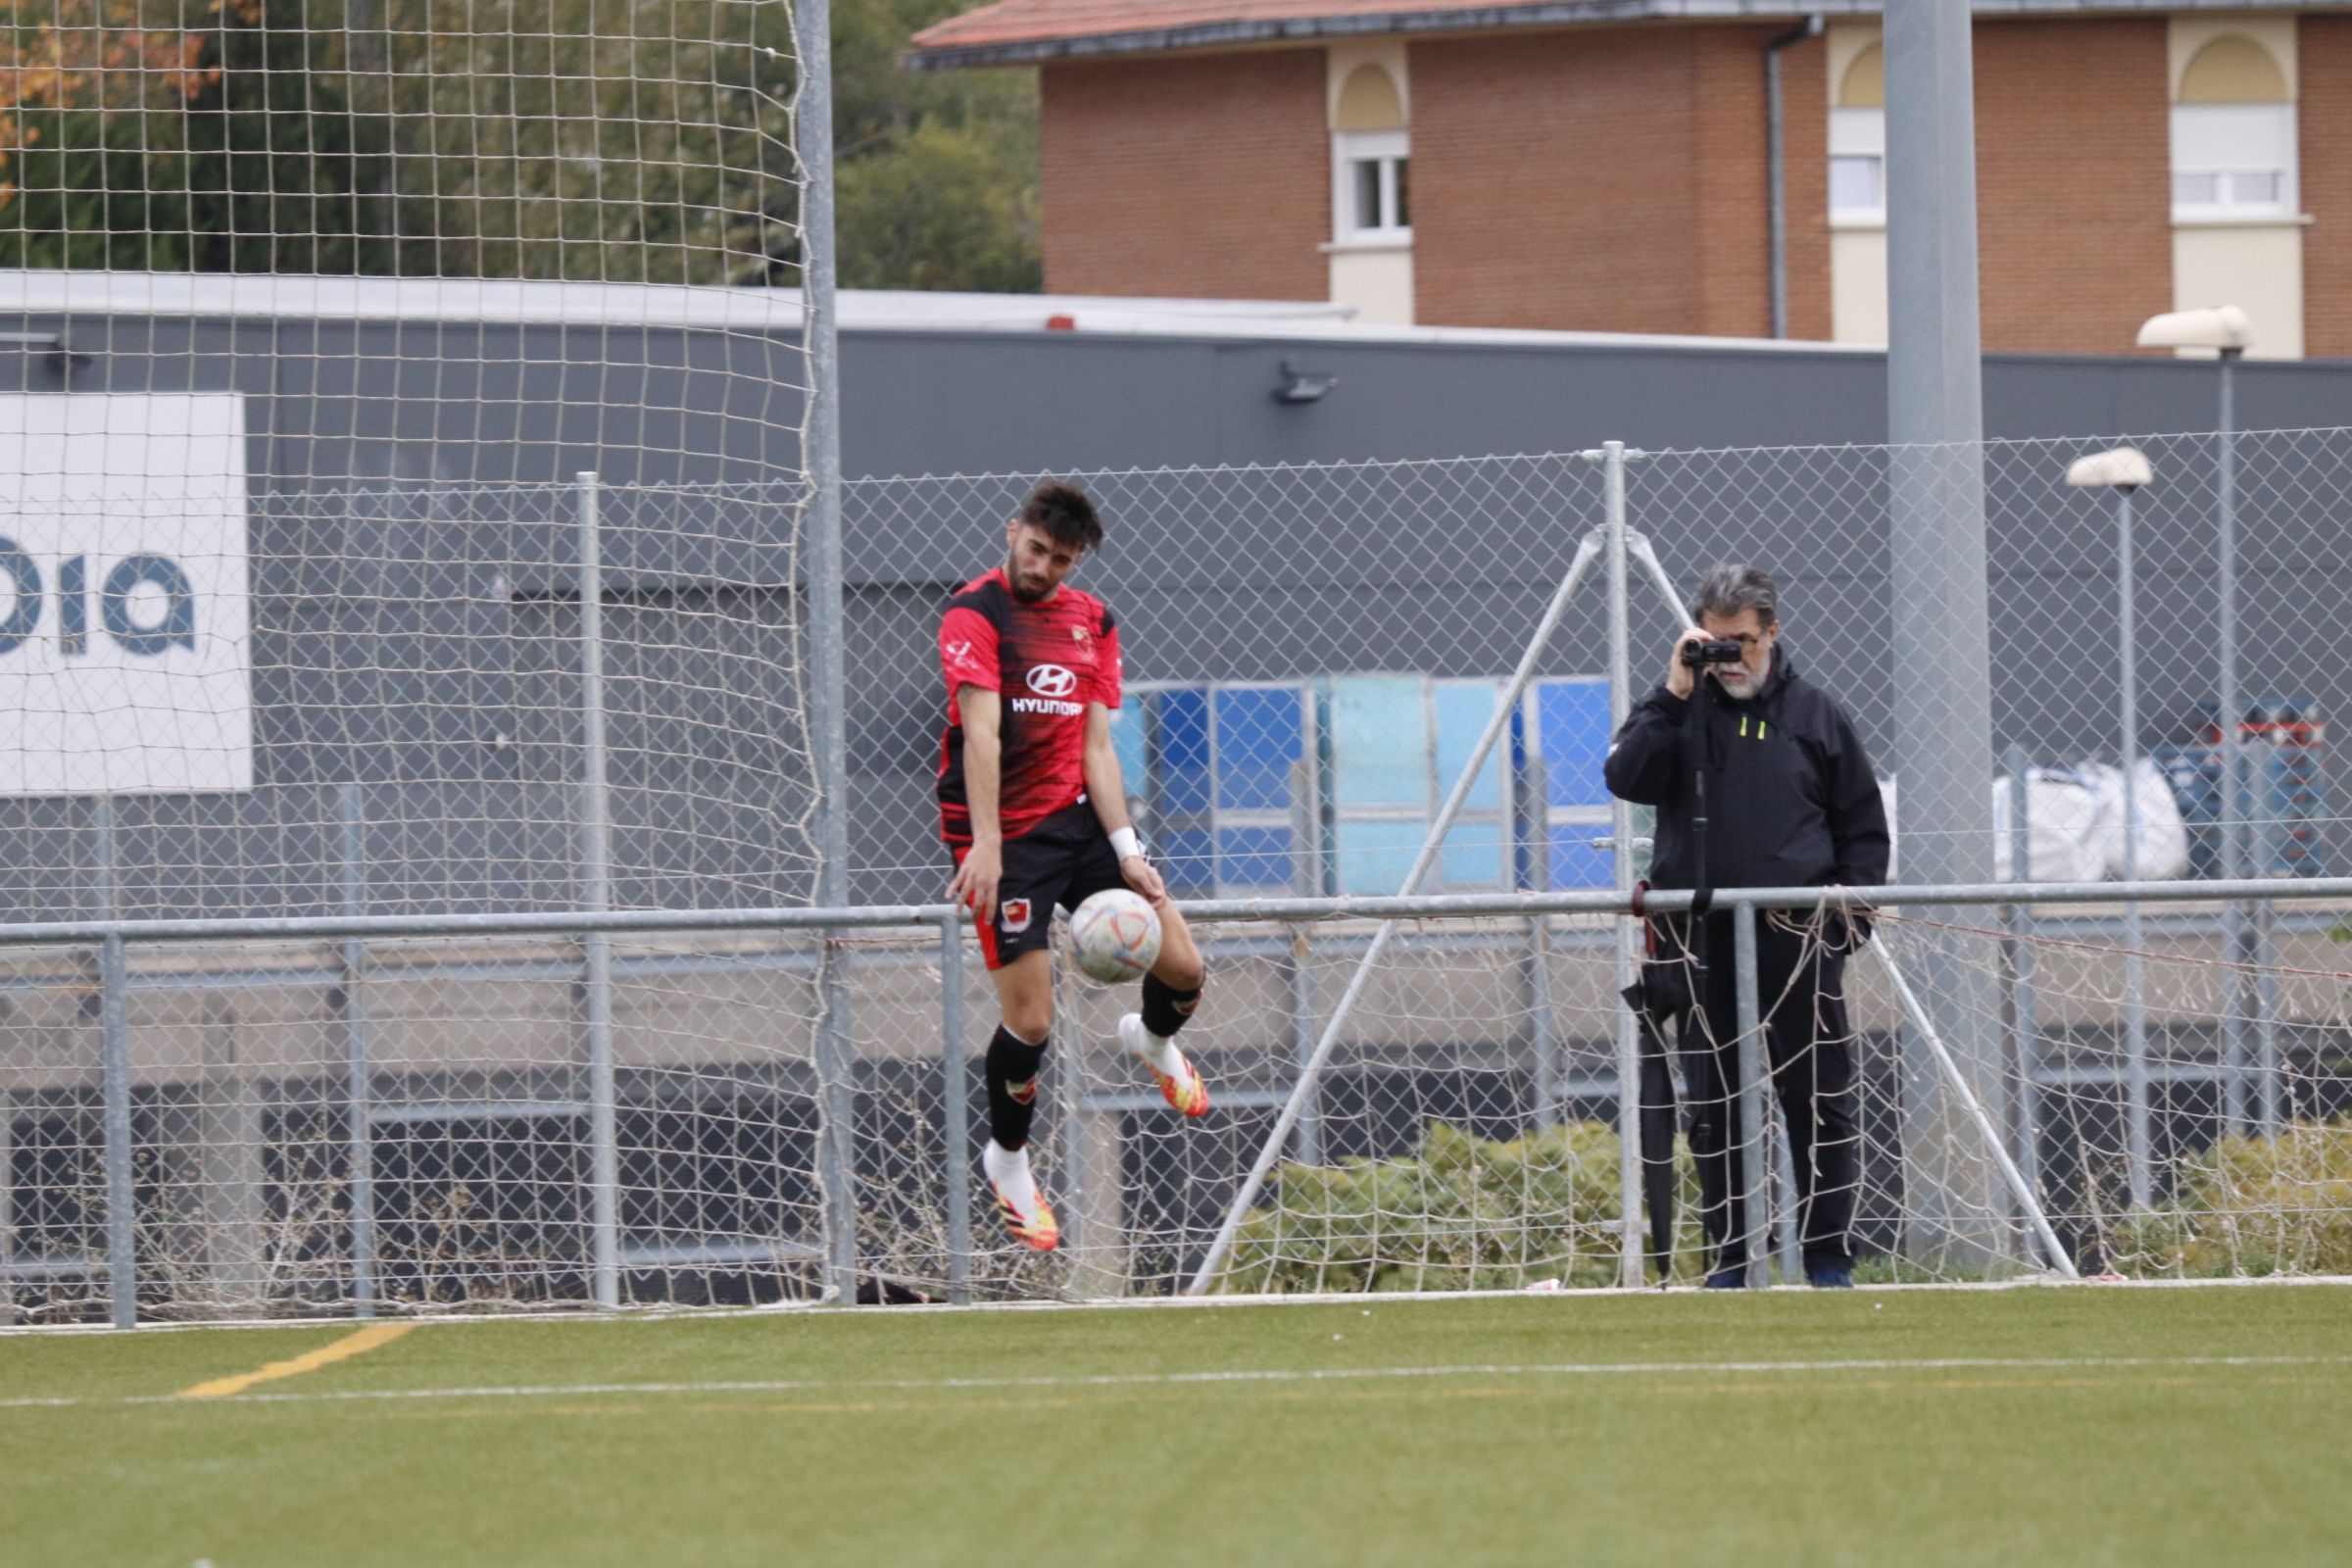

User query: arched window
[1831,44,1885,222]
[2172,35,2295,218]
[1332,65,1410,243]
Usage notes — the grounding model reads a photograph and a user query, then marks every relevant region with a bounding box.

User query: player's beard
[1005,553,1054,603]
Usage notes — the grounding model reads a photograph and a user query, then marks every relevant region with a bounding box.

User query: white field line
[5,1271,2349,1339]
[5,1352,2349,1414]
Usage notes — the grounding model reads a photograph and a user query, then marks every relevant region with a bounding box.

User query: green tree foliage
[0,0,1038,289]
[831,0,1038,292]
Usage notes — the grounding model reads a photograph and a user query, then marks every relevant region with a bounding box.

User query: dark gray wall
[4,311,2349,917]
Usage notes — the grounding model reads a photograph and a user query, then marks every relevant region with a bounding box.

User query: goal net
[0,1,827,1318]
[847,896,2351,1300]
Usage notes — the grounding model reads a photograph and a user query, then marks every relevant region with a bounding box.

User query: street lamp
[2066,445,2154,1212]
[2138,305,2262,1133]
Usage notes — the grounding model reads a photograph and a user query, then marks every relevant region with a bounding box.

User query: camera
[1680,638,1745,668]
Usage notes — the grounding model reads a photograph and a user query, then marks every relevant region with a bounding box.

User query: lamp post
[2137,306,2256,1133]
[2066,445,2154,1211]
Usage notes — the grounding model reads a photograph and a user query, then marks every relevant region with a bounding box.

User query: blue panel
[1535,678,1613,808]
[1216,825,1295,893]
[1328,674,1430,808]
[1441,825,1507,891]
[1434,680,1513,890]
[1337,820,1428,896]
[1433,681,1509,804]
[1105,699,1149,806]
[1157,827,1216,897]
[1153,686,1212,816]
[1548,835,1614,891]
[1213,687,1303,812]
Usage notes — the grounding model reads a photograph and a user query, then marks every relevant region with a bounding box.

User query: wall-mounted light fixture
[1273,360,1337,405]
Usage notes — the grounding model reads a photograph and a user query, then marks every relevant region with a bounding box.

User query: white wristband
[1109,826,1144,863]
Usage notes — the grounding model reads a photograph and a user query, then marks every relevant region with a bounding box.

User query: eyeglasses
[1713,631,1771,650]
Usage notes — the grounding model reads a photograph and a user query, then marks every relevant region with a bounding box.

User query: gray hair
[1690,564,1779,627]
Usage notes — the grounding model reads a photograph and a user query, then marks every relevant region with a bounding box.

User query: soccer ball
[1068,888,1162,984]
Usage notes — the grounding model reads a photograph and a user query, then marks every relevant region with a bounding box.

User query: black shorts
[951,801,1129,971]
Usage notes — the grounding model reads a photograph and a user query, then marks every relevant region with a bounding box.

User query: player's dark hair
[1018,480,1104,554]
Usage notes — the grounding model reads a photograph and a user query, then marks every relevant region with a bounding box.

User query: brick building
[910,2,2351,359]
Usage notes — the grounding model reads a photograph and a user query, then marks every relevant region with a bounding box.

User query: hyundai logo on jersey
[1027,663,1079,698]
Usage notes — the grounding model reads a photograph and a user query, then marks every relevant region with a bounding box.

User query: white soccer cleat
[1119,1012,1209,1118]
[981,1140,1058,1251]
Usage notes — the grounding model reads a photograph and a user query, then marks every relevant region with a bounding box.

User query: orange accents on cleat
[982,1141,1059,1251]
[1152,1050,1210,1117]
[1119,1011,1210,1119]
[994,1186,1059,1251]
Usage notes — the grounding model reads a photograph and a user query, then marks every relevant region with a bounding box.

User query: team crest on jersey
[1001,899,1033,933]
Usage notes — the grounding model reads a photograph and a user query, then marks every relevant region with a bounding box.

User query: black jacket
[1603,648,1890,894]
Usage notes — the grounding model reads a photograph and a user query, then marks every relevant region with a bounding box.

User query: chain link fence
[10,427,2352,1318]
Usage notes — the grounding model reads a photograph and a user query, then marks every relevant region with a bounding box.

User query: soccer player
[938,480,1209,1251]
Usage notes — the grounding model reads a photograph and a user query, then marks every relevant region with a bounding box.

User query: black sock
[984,1025,1049,1151]
[1140,973,1202,1039]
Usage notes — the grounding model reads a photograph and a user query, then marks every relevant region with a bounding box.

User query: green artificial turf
[3,1285,2347,1567]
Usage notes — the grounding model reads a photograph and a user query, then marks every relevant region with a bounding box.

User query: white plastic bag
[2080,760,2189,882]
[1990,767,2105,883]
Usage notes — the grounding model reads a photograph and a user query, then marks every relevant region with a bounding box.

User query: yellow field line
[174,1323,416,1400]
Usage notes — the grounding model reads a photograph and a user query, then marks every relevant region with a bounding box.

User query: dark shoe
[1806,1263,1854,1290]
[1702,1268,1747,1290]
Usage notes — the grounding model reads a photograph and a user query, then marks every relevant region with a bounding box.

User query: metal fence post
[2216,366,2249,1135]
[577,471,620,1309]
[1733,900,1769,1290]
[341,780,378,1317]
[93,795,135,1329]
[1288,928,1321,1166]
[796,0,859,1307]
[1602,440,1646,1289]
[2004,747,2040,1202]
[2256,805,2283,1135]
[938,913,971,1304]
[1521,754,1557,1134]
[2117,486,2151,1213]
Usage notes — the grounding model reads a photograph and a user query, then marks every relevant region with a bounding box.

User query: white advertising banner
[0,394,253,795]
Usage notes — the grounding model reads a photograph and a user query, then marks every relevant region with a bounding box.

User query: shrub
[2108,1117,2352,1278]
[1218,1120,1700,1294]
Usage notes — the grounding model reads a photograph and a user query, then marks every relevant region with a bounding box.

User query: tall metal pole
[1734,901,1770,1289]
[938,913,971,1304]
[93,796,136,1328]
[577,472,620,1309]
[1885,0,2007,1267]
[2217,349,2248,1132]
[1764,18,1820,340]
[2004,746,2041,1202]
[1602,441,1646,1288]
[341,781,378,1316]
[796,0,859,1306]
[2117,488,2151,1211]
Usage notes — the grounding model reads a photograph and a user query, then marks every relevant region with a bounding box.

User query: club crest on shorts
[1000,898,1033,933]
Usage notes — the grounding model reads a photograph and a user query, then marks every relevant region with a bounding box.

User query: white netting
[0,2,826,1319]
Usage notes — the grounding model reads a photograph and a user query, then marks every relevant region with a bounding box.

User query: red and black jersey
[937,568,1122,845]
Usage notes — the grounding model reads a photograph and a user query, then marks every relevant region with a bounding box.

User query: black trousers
[1665,912,1862,1275]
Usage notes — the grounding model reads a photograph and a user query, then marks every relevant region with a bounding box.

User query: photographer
[1604,564,1888,1289]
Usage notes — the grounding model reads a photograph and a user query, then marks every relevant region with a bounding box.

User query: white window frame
[1331,128,1411,248]
[2170,103,2297,221]
[1829,106,1885,227]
